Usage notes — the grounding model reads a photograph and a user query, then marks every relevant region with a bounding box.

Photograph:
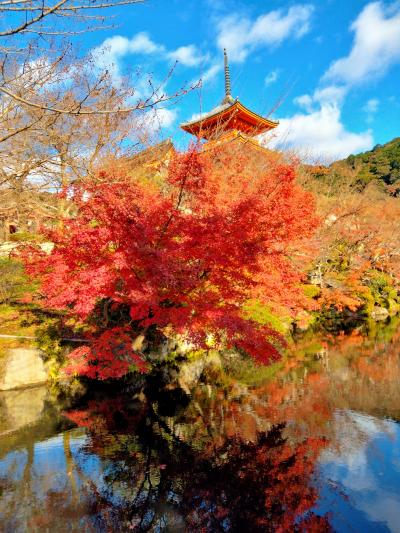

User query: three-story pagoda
[180,49,278,149]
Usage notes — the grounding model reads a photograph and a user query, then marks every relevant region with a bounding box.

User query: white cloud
[202,63,222,84]
[363,98,380,114]
[167,45,208,67]
[145,107,178,131]
[92,32,207,83]
[129,32,164,55]
[324,1,400,86]
[137,107,178,140]
[293,93,314,112]
[363,97,380,122]
[262,87,373,163]
[92,34,162,82]
[92,33,164,73]
[264,70,279,86]
[95,35,130,60]
[263,1,400,163]
[155,108,178,128]
[189,62,222,91]
[313,85,347,107]
[320,412,400,533]
[202,63,223,85]
[294,85,346,111]
[216,4,314,62]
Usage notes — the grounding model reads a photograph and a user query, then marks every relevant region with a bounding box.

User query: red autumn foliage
[23,145,318,377]
[65,327,148,379]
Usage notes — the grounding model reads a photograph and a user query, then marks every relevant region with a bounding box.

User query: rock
[324,277,345,289]
[324,214,337,227]
[148,335,196,362]
[0,348,48,390]
[177,350,222,394]
[59,377,87,403]
[132,334,147,352]
[370,306,389,321]
[39,242,54,254]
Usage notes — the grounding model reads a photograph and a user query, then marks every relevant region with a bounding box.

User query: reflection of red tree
[65,381,332,532]
[66,398,147,456]
[254,369,332,442]
[183,427,330,532]
[181,369,334,531]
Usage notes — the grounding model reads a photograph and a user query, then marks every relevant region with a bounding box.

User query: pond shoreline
[1,321,400,532]
[1,301,400,395]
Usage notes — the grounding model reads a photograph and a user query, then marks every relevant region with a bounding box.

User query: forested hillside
[311,137,400,195]
[293,136,400,331]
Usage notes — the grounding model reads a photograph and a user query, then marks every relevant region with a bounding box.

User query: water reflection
[0,326,400,532]
[319,411,400,533]
[66,398,330,532]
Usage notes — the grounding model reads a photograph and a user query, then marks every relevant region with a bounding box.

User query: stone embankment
[0,348,47,390]
[0,385,47,436]
[0,241,53,257]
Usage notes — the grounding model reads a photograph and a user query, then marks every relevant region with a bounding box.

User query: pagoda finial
[222,48,234,104]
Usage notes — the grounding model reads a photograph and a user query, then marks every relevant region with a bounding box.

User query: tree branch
[0,0,69,37]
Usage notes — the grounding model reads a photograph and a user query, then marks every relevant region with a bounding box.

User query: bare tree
[0,0,189,119]
[0,1,195,238]
[0,56,177,225]
[0,0,144,39]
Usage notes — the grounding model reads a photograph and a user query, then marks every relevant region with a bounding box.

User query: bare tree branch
[0,0,69,37]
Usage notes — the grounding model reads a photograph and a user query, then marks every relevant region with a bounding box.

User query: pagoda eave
[180,100,278,140]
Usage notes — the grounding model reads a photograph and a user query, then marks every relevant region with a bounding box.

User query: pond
[1,324,400,532]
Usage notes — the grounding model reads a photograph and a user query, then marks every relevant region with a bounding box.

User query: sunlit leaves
[24,145,318,377]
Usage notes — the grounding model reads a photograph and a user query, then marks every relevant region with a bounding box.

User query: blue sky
[82,0,399,161]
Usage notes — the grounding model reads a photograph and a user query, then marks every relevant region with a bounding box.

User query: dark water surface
[1,326,400,532]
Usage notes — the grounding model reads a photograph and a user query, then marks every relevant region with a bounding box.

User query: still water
[1,326,400,532]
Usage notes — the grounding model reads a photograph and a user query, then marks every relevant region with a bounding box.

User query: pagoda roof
[181,49,278,140]
[180,98,278,140]
[129,139,174,168]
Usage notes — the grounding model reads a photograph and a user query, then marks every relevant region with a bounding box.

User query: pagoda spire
[180,47,278,140]
[222,48,235,105]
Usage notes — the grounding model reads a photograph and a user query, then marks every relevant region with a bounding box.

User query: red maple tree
[24,145,318,378]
